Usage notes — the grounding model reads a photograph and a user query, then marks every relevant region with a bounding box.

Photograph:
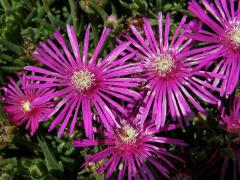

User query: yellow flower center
[22,101,31,112]
[71,70,95,92]
[155,54,175,76]
[230,26,240,46]
[118,125,138,143]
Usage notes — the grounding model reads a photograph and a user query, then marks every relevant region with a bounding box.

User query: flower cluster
[1,0,240,179]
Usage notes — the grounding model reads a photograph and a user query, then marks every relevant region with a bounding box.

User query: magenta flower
[24,24,143,138]
[73,116,186,179]
[121,13,221,127]
[218,96,240,180]
[1,73,54,136]
[221,96,240,136]
[188,0,240,97]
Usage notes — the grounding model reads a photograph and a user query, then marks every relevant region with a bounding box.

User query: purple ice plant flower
[24,24,143,138]
[121,13,222,127]
[188,0,240,97]
[218,96,240,180]
[1,73,55,136]
[220,96,240,136]
[73,115,187,179]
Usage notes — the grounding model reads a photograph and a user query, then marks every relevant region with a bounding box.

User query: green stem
[89,2,108,24]
[92,25,99,47]
[68,0,78,30]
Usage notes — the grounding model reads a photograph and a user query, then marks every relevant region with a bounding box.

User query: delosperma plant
[0,0,239,179]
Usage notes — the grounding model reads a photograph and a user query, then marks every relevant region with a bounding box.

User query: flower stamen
[155,54,175,76]
[118,125,138,143]
[71,70,95,92]
[22,101,31,112]
[229,26,240,47]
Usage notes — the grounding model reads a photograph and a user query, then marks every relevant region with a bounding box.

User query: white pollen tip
[22,101,31,112]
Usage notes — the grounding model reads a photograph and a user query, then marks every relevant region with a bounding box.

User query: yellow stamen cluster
[22,101,31,112]
[71,70,95,92]
[229,26,240,47]
[118,125,138,143]
[155,54,175,76]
